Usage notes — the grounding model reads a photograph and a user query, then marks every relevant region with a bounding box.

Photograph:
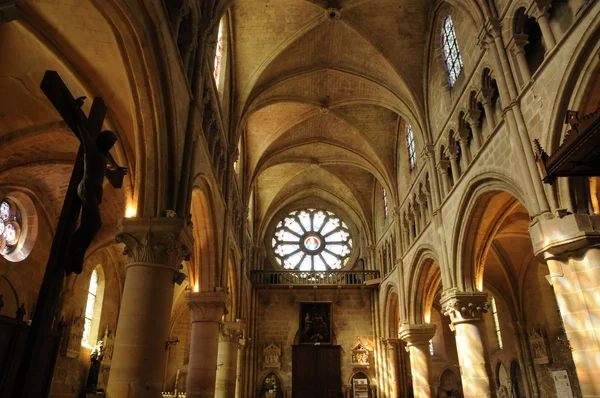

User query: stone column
[437,161,450,197]
[418,192,429,225]
[107,217,192,398]
[441,291,494,398]
[466,109,482,151]
[412,205,422,236]
[407,213,415,242]
[447,146,461,185]
[532,2,556,50]
[399,324,436,398]
[386,339,403,397]
[530,213,600,396]
[215,322,244,398]
[478,88,496,132]
[186,291,230,398]
[235,336,247,398]
[457,128,472,165]
[509,34,531,83]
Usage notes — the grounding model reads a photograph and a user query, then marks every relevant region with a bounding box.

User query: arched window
[382,188,389,219]
[441,15,463,88]
[491,296,503,350]
[429,339,435,356]
[406,123,416,170]
[82,267,105,347]
[213,18,224,86]
[272,209,352,271]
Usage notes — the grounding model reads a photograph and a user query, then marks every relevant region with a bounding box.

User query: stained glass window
[213,19,224,85]
[0,199,22,255]
[441,16,463,88]
[272,209,352,271]
[406,123,416,170]
[429,339,435,356]
[382,188,389,219]
[491,296,503,350]
[82,269,98,345]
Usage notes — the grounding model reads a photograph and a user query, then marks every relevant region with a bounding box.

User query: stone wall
[252,287,375,396]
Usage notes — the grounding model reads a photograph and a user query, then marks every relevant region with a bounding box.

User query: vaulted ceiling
[233,0,436,240]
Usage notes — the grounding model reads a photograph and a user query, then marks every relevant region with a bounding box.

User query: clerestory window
[441,15,463,88]
[491,296,503,350]
[406,123,416,170]
[272,209,352,271]
[213,19,224,86]
[382,188,389,219]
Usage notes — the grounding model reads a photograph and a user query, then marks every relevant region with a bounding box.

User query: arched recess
[545,15,600,215]
[451,173,530,292]
[382,284,400,338]
[190,177,219,292]
[407,250,444,325]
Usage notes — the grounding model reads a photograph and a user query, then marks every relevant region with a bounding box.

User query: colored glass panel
[441,16,463,88]
[0,201,10,221]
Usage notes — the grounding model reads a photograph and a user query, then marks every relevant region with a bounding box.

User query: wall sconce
[165,336,179,350]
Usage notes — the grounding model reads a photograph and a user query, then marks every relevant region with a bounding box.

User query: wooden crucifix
[12,71,127,397]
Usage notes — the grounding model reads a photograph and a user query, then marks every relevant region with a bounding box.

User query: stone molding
[529,213,600,259]
[116,217,192,270]
[186,291,230,323]
[441,290,489,324]
[398,324,436,347]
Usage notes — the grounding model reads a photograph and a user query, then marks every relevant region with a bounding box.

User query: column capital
[477,18,501,49]
[457,127,471,142]
[478,87,496,105]
[529,213,600,259]
[441,290,489,323]
[436,160,450,173]
[532,0,552,18]
[116,217,192,270]
[509,34,529,56]
[447,144,460,159]
[399,323,436,346]
[186,291,230,323]
[466,108,482,127]
[219,321,244,343]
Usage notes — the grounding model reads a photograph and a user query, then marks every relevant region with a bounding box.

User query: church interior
[0,0,599,397]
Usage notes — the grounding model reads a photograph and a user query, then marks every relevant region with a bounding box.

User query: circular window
[272,209,352,271]
[0,199,22,255]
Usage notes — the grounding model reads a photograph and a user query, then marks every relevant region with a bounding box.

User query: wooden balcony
[250,270,380,287]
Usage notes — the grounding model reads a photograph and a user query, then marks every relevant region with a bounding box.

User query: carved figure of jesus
[66,97,126,275]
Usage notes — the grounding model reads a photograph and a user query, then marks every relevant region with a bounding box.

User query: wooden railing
[250,271,380,286]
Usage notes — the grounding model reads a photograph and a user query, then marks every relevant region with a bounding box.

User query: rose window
[0,199,22,255]
[272,209,352,271]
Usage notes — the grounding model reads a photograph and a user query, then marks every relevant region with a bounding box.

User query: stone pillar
[186,291,230,398]
[466,109,482,151]
[509,34,531,83]
[215,322,244,398]
[107,217,192,398]
[407,213,415,242]
[514,320,539,398]
[399,324,436,398]
[457,128,472,166]
[478,88,496,132]
[386,339,404,397]
[441,291,494,398]
[411,205,421,236]
[235,336,247,398]
[437,161,450,197]
[532,2,556,50]
[447,146,461,185]
[530,213,600,397]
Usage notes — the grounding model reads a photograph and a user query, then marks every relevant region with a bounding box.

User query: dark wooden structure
[292,345,341,398]
[534,107,600,184]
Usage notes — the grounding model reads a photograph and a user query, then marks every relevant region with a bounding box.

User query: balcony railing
[250,270,380,286]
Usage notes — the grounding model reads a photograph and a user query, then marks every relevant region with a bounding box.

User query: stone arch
[190,175,219,292]
[382,283,400,337]
[451,172,530,292]
[406,245,446,324]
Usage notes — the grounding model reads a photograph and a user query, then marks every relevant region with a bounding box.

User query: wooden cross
[12,71,126,397]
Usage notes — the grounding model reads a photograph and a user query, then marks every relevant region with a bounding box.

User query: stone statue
[65,97,126,275]
[85,339,105,391]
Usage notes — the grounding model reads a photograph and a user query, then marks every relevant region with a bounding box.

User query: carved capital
[116,217,192,270]
[457,127,471,143]
[478,87,496,105]
[532,0,552,19]
[399,324,436,347]
[477,18,501,49]
[186,291,230,323]
[441,290,489,323]
[509,34,529,56]
[219,322,244,342]
[466,109,482,127]
[436,160,450,173]
[447,144,460,159]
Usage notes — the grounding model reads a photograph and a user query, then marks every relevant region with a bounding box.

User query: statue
[65,97,127,275]
[85,339,105,391]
